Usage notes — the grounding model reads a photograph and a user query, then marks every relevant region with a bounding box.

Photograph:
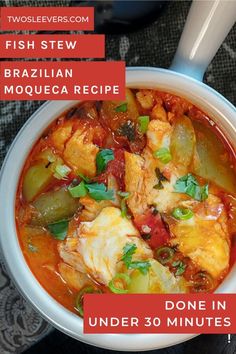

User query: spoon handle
[170,0,236,81]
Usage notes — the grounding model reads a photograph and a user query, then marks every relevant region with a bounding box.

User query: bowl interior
[0,67,236,351]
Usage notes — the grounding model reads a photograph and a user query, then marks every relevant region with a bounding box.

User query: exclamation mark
[228,334,231,343]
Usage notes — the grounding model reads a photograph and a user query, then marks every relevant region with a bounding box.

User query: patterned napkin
[0,1,235,353]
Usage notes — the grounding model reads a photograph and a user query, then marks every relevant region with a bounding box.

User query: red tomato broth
[17,224,77,311]
[15,89,236,314]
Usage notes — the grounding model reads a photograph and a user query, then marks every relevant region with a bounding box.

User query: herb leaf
[86,182,115,201]
[118,191,130,218]
[77,172,91,183]
[121,243,137,267]
[96,149,114,174]
[174,173,208,201]
[118,120,135,142]
[154,181,164,190]
[155,168,168,182]
[48,220,69,240]
[201,184,209,201]
[121,243,151,275]
[127,261,151,275]
[69,179,114,202]
[153,147,172,164]
[115,102,127,112]
[68,181,87,198]
[154,168,167,189]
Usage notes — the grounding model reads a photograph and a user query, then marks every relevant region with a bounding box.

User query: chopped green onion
[118,191,130,218]
[47,154,56,163]
[138,115,150,134]
[155,246,175,265]
[174,173,209,201]
[192,271,214,292]
[117,191,130,198]
[68,181,87,198]
[96,149,114,174]
[153,147,172,164]
[47,220,69,240]
[38,149,56,163]
[53,164,71,180]
[108,273,131,294]
[120,198,130,218]
[172,207,194,220]
[75,286,102,317]
[172,260,186,276]
[115,102,127,113]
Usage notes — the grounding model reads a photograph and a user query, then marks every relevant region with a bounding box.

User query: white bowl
[0,67,236,351]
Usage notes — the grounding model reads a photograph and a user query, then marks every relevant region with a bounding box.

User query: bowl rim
[0,66,235,351]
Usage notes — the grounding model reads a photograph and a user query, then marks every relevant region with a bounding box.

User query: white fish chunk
[63,128,99,177]
[59,207,153,285]
[149,260,188,293]
[169,195,230,279]
[78,207,153,285]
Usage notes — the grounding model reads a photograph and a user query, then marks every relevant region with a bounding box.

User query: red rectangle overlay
[0,61,125,100]
[0,35,105,58]
[0,7,94,31]
[84,294,236,334]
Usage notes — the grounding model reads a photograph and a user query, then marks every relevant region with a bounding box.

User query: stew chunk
[63,129,99,177]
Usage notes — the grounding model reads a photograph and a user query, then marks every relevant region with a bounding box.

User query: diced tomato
[155,91,191,118]
[107,149,125,187]
[134,210,170,249]
[188,105,209,123]
[92,124,107,147]
[96,148,125,189]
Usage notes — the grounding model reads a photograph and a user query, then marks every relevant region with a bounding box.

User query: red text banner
[0,7,94,31]
[0,61,125,101]
[0,34,105,58]
[84,294,236,334]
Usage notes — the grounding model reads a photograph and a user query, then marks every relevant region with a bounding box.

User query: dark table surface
[0,0,235,353]
[25,332,236,354]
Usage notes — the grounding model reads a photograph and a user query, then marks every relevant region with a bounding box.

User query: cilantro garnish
[172,260,187,276]
[121,243,151,275]
[96,149,114,174]
[174,173,208,201]
[86,182,114,201]
[47,220,69,240]
[69,179,114,202]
